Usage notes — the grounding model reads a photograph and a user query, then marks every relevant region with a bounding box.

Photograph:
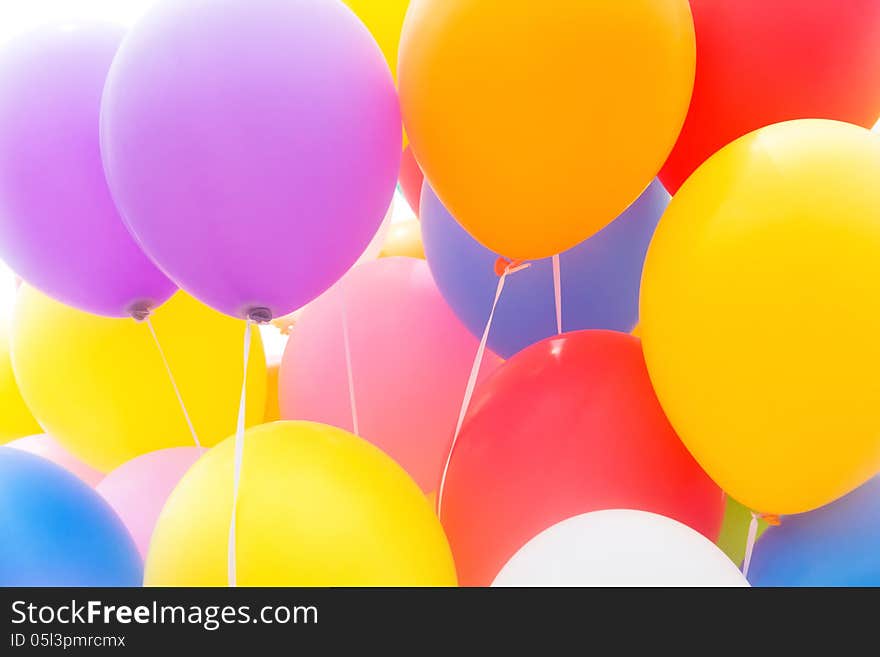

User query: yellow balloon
[379,219,425,259]
[146,421,457,586]
[400,0,695,259]
[344,0,409,82]
[641,119,880,515]
[263,362,280,423]
[12,287,265,472]
[0,313,41,443]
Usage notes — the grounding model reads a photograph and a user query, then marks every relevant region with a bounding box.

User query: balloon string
[340,281,359,436]
[145,317,201,448]
[228,319,253,587]
[436,260,531,515]
[552,253,562,335]
[741,511,759,578]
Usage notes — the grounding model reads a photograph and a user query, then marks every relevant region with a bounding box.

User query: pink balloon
[96,447,204,557]
[279,257,501,493]
[8,434,103,487]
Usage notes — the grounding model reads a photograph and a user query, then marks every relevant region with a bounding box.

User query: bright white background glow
[0,0,156,42]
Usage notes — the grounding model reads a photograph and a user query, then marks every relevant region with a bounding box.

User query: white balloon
[493,509,748,587]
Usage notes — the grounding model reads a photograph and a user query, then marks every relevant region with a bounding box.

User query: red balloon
[660,0,880,193]
[398,145,424,216]
[440,330,724,586]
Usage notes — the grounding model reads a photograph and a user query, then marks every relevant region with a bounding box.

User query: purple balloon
[0,23,175,317]
[100,0,402,320]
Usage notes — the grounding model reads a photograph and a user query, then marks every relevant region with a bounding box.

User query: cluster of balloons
[2,0,880,588]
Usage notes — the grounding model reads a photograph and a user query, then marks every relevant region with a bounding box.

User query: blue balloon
[0,447,142,586]
[421,179,669,358]
[748,477,880,586]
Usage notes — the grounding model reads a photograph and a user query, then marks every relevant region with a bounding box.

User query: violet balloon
[101,0,402,319]
[421,180,669,358]
[0,23,174,317]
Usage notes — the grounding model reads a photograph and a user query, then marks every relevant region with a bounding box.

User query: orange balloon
[380,219,424,259]
[264,362,280,422]
[400,0,695,259]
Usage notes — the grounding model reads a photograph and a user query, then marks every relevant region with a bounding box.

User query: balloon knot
[129,307,151,322]
[493,257,531,277]
[247,307,272,324]
[759,513,781,526]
